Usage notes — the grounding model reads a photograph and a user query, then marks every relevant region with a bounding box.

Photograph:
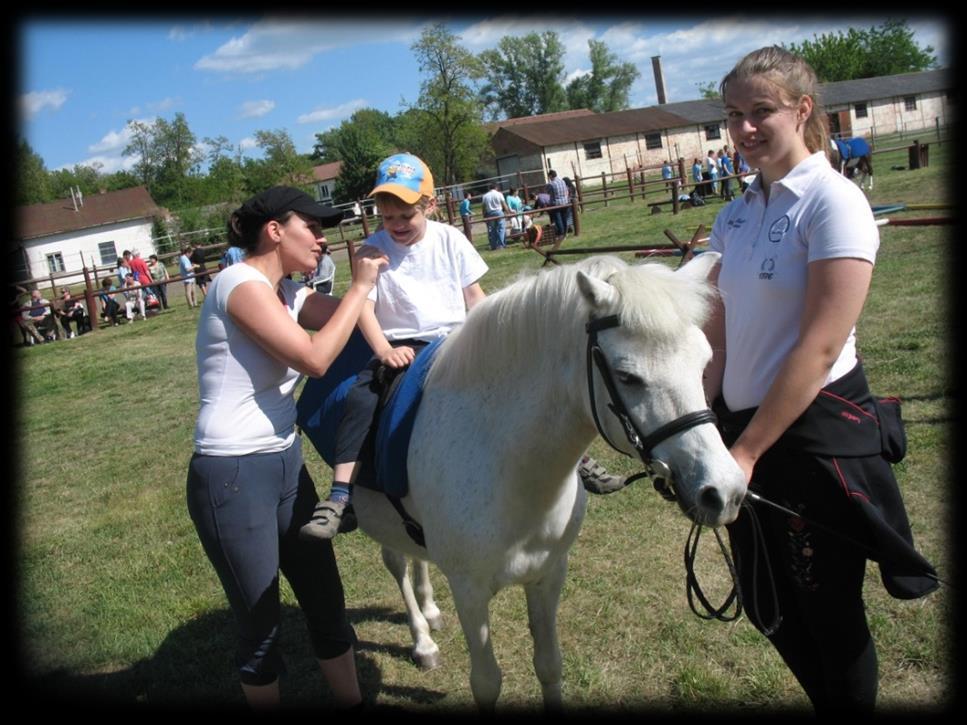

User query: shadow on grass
[22,605,445,710]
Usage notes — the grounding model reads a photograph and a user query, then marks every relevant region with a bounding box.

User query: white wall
[24,218,157,289]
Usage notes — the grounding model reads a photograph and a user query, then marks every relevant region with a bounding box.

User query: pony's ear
[678,251,720,281]
[576,271,619,310]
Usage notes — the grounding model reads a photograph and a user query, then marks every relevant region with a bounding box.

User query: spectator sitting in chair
[121,274,147,321]
[99,277,123,326]
[27,288,62,341]
[56,287,89,338]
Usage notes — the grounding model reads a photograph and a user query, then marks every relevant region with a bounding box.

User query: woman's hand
[352,245,388,287]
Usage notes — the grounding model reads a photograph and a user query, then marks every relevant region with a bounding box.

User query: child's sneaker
[299,500,358,541]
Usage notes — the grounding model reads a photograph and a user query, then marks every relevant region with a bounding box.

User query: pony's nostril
[698,485,724,513]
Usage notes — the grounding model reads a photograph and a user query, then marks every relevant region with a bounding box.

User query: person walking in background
[545,170,569,238]
[190,244,211,299]
[148,254,171,310]
[691,158,704,198]
[178,246,198,308]
[459,190,472,229]
[705,45,937,713]
[186,185,389,709]
[481,182,510,250]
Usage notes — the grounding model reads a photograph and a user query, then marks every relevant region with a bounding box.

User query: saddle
[296,330,444,500]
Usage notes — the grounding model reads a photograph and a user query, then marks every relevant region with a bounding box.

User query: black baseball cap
[234,186,343,226]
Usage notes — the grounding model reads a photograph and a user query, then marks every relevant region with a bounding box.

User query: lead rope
[683,502,782,636]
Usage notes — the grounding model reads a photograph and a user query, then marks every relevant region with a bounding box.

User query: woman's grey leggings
[187,437,356,686]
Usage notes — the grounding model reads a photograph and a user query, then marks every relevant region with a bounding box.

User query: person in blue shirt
[459,191,472,229]
[221,245,245,267]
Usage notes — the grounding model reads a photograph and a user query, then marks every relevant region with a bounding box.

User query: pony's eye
[615,371,645,386]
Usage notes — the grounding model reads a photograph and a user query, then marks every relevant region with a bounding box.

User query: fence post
[575,175,585,213]
[908,140,922,170]
[672,180,680,215]
[358,200,370,239]
[627,167,635,203]
[571,195,581,237]
[463,214,473,242]
[82,264,99,331]
[640,170,647,200]
[444,192,455,226]
[601,171,609,208]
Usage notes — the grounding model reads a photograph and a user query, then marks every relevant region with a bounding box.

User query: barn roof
[17,186,163,241]
[501,106,695,147]
[312,161,343,182]
[820,68,951,106]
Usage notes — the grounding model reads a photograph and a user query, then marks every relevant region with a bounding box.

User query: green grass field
[16,140,952,712]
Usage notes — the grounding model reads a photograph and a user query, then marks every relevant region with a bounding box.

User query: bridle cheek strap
[585,314,717,499]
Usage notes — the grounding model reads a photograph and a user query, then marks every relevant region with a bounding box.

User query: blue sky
[19,14,952,174]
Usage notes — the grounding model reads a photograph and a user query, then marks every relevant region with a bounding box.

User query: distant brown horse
[830,137,873,191]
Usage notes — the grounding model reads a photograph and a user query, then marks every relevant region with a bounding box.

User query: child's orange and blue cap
[370,153,434,204]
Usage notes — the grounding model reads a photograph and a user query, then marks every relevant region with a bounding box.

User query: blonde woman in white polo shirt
[704,47,936,712]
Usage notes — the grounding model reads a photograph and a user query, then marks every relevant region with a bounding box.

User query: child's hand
[379,345,415,368]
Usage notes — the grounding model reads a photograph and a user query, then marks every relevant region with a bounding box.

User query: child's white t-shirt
[365,220,488,342]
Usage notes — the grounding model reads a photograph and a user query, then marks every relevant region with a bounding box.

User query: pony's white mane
[429,255,715,389]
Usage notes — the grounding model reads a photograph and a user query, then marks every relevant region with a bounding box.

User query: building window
[705,124,722,141]
[99,241,118,266]
[904,96,917,111]
[583,141,603,160]
[644,132,662,150]
[46,252,65,274]
[854,102,868,118]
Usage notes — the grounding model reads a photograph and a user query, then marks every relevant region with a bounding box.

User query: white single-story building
[15,186,166,289]
[490,68,952,188]
[312,161,343,205]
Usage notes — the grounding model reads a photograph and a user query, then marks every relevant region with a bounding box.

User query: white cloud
[296,98,369,125]
[239,99,276,118]
[87,119,155,155]
[168,21,215,41]
[239,137,258,151]
[20,88,70,119]
[195,18,420,74]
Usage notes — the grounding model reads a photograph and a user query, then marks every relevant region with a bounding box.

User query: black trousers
[727,449,878,712]
[333,339,428,467]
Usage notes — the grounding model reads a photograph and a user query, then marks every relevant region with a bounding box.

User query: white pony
[341,253,747,709]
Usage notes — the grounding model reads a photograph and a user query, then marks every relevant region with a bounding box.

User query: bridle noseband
[585,314,717,501]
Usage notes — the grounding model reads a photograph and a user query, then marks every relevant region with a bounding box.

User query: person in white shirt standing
[481,181,511,250]
[186,186,388,709]
[704,46,937,713]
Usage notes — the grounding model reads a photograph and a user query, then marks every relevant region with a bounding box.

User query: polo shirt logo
[759,257,776,280]
[768,215,790,242]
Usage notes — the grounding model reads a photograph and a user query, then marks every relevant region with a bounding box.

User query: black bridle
[585,313,746,624]
[585,314,717,501]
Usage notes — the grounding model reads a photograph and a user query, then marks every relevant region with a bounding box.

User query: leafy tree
[478,32,568,120]
[785,19,938,82]
[247,129,315,192]
[311,108,395,163]
[408,23,488,186]
[695,81,721,100]
[17,139,52,205]
[565,40,640,113]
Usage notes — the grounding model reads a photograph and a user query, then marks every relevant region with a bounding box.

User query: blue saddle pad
[296,331,444,498]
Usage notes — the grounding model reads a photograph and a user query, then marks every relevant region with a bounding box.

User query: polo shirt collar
[741,151,829,202]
